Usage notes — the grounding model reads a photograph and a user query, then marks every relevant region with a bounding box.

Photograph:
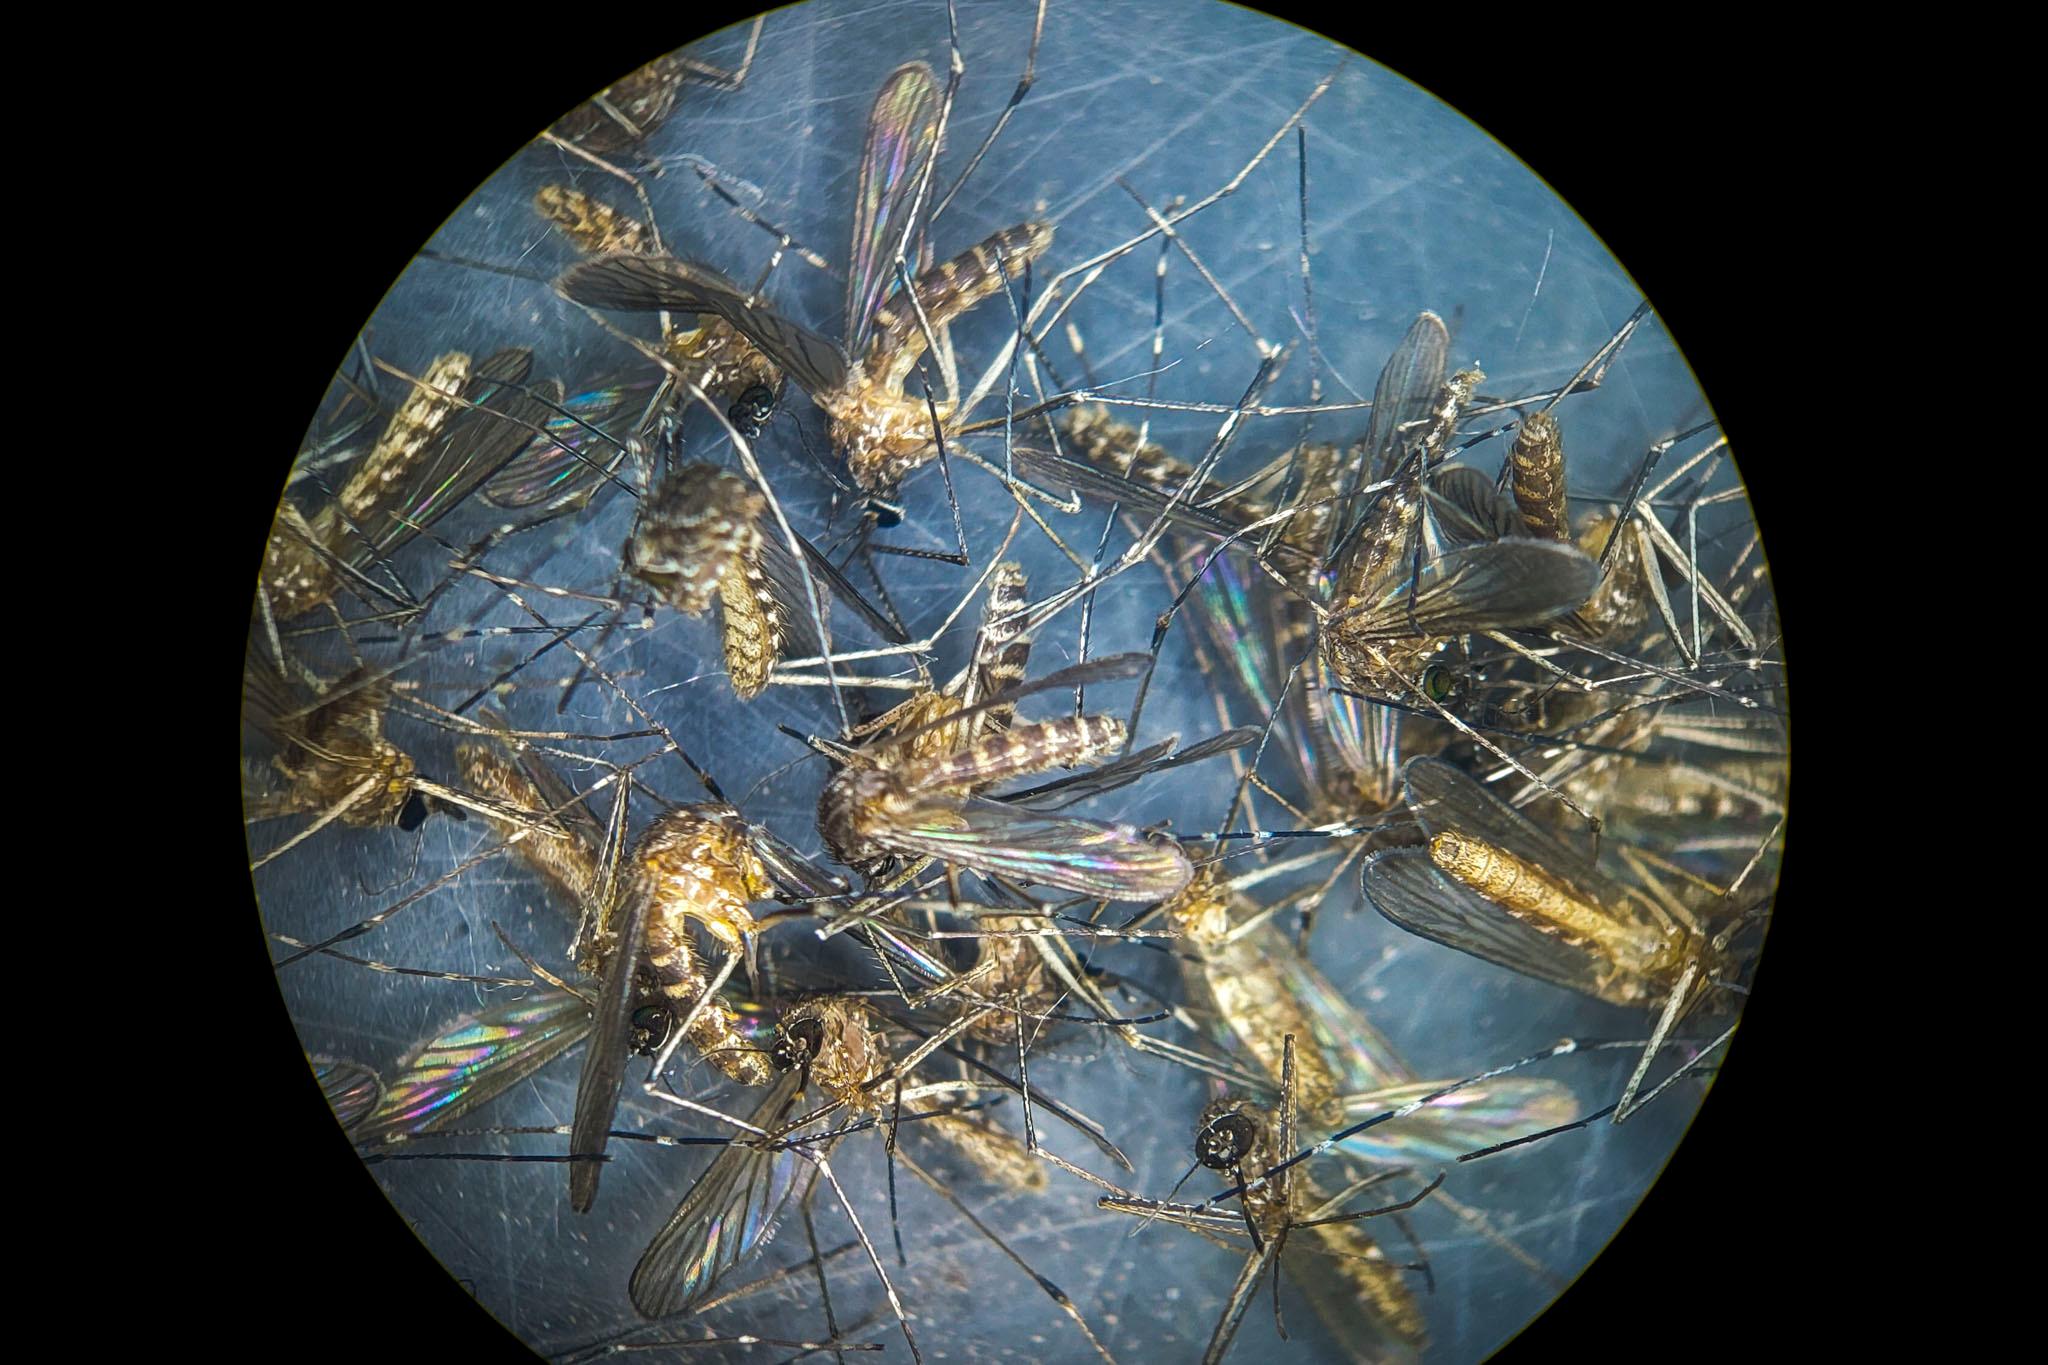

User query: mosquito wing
[311,1057,384,1134]
[845,61,943,353]
[880,795,1194,901]
[1425,464,1526,546]
[629,1069,815,1319]
[569,874,654,1213]
[1362,847,1607,1000]
[1360,312,1450,483]
[482,379,653,511]
[353,988,593,1142]
[557,254,851,396]
[343,352,558,568]
[1338,1075,1580,1166]
[1335,538,1598,641]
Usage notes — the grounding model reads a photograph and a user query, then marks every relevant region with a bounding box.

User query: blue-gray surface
[251,2,1776,1362]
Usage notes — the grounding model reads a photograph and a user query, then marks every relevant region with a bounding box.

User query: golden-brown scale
[958,912,1054,1044]
[456,746,603,913]
[1567,508,1655,643]
[1321,369,1486,698]
[920,1113,1049,1191]
[632,807,779,1086]
[1508,411,1568,544]
[538,186,782,412]
[535,185,649,256]
[1427,830,1686,1003]
[818,714,1126,872]
[250,669,418,827]
[783,996,891,1115]
[837,222,1054,494]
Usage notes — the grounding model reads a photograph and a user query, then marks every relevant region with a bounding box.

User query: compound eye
[1419,662,1465,706]
[1195,1111,1260,1170]
[396,791,430,831]
[727,385,775,439]
[630,1004,674,1056]
[772,1014,826,1071]
[865,496,905,529]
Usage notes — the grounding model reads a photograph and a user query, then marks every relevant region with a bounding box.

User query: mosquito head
[864,493,906,528]
[727,384,776,441]
[630,1001,674,1057]
[1195,1109,1262,1171]
[772,1011,827,1073]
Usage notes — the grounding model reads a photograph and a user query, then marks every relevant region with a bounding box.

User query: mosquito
[1362,755,1776,1120]
[1098,1036,1439,1365]
[557,59,1054,513]
[814,654,1195,902]
[529,183,783,440]
[1319,313,1600,705]
[453,731,845,1211]
[258,347,561,626]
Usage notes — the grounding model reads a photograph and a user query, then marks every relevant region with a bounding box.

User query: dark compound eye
[865,496,905,529]
[396,790,430,831]
[630,1004,674,1056]
[1194,1111,1261,1170]
[727,385,775,440]
[772,1013,827,1072]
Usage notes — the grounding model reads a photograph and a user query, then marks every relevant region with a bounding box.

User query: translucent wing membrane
[311,1057,384,1133]
[1331,539,1598,642]
[482,380,653,510]
[883,796,1193,901]
[354,989,593,1142]
[629,1069,814,1319]
[845,61,943,352]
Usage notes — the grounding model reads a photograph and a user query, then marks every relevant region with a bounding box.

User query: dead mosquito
[1098,1036,1440,1365]
[258,347,562,626]
[1362,755,1777,1121]
[557,59,1053,515]
[813,653,1195,902]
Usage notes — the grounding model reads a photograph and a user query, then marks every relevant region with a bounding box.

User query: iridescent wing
[879,795,1194,901]
[1332,539,1598,642]
[1337,1076,1580,1166]
[353,988,592,1141]
[1361,847,1608,1000]
[557,255,851,396]
[482,379,654,510]
[844,61,943,353]
[343,352,559,568]
[629,1069,815,1319]
[310,1057,384,1134]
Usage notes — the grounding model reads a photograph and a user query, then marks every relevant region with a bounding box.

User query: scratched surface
[249,2,1781,1362]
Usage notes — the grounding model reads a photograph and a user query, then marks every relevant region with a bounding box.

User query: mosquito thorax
[817,766,895,870]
